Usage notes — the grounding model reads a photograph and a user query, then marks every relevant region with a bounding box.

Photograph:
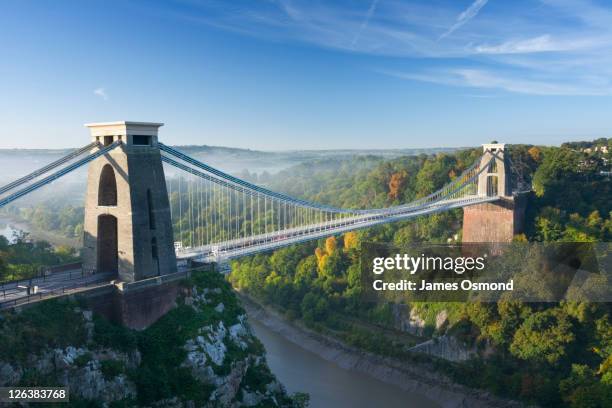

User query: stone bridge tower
[82,121,177,282]
[463,143,526,243]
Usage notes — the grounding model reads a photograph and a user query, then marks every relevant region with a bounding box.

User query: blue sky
[1,0,612,150]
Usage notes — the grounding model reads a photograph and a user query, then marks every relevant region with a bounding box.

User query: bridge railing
[0,263,98,292]
[0,277,113,310]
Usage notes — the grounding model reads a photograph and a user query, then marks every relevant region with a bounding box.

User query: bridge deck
[177,194,500,262]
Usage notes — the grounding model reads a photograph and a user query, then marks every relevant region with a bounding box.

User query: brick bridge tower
[462,143,526,243]
[82,121,177,282]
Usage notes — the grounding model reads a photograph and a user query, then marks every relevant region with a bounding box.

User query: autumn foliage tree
[315,236,340,275]
[343,232,359,250]
[528,146,542,163]
[387,170,408,201]
[325,236,337,255]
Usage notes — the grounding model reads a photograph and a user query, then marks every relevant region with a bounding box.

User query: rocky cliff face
[390,304,478,362]
[408,335,477,362]
[391,303,449,337]
[0,270,301,407]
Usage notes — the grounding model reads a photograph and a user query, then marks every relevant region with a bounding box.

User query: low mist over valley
[0,144,460,206]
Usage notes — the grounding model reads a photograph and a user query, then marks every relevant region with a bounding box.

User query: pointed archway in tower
[97,214,118,273]
[98,164,118,206]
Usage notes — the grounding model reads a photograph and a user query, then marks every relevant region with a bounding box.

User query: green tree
[532,148,582,197]
[294,256,318,288]
[300,293,328,324]
[510,308,575,365]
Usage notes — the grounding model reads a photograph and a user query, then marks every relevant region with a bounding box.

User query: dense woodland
[230,139,612,407]
[0,232,78,282]
[1,138,610,406]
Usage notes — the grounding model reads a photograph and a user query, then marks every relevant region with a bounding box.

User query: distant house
[582,145,609,154]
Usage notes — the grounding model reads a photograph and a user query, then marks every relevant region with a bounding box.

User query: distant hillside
[0,144,463,190]
[150,144,463,174]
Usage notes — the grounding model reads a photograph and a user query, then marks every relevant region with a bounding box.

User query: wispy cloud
[439,0,488,40]
[472,34,600,54]
[452,69,598,95]
[381,68,612,96]
[352,0,380,46]
[162,0,612,96]
[464,93,504,98]
[93,87,108,101]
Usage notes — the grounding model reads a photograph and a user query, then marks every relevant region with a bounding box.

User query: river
[249,318,440,408]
